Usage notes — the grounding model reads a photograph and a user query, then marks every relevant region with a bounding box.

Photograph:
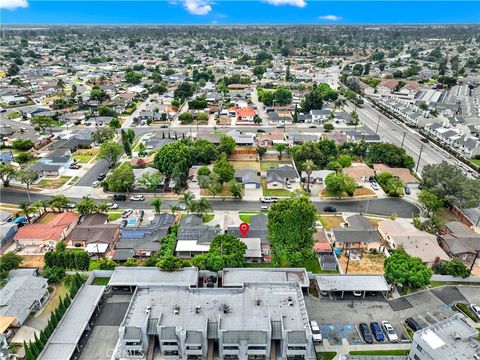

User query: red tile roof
[14,212,79,242]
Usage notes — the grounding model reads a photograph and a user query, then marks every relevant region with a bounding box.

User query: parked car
[130,195,145,201]
[420,137,429,143]
[359,323,374,344]
[309,321,323,343]
[370,322,385,342]
[69,163,81,169]
[405,317,422,331]
[260,205,269,212]
[120,220,128,228]
[404,186,411,195]
[176,202,187,211]
[323,206,337,213]
[260,196,278,203]
[92,181,100,188]
[113,194,127,201]
[121,209,133,218]
[97,173,107,181]
[107,203,119,210]
[256,129,266,133]
[469,304,480,320]
[381,321,398,342]
[370,182,379,190]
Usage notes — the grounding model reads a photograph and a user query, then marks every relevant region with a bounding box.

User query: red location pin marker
[239,222,250,237]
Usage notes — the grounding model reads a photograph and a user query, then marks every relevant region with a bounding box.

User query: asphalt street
[0,189,420,217]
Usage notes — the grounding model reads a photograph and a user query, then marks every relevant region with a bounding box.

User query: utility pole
[345,248,350,274]
[469,250,479,275]
[401,132,406,149]
[375,115,381,135]
[415,144,424,174]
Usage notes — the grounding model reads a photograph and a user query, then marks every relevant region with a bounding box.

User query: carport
[316,274,390,299]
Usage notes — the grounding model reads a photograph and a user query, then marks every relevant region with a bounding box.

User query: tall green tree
[213,153,235,184]
[218,135,236,156]
[16,169,39,202]
[303,159,315,193]
[151,198,163,215]
[267,196,317,266]
[154,141,192,180]
[105,163,135,192]
[325,172,356,197]
[384,248,432,289]
[0,164,16,187]
[76,196,98,216]
[99,141,122,168]
[139,171,164,196]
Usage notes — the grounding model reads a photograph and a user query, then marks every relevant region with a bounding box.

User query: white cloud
[318,14,342,21]
[263,0,306,8]
[0,0,29,10]
[184,0,212,15]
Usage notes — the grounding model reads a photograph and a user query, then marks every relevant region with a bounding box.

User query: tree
[337,154,352,168]
[0,252,23,280]
[193,234,247,271]
[49,195,70,212]
[228,180,243,199]
[76,196,98,216]
[193,197,212,217]
[125,71,143,84]
[16,169,39,201]
[421,162,480,208]
[323,123,334,132]
[182,191,196,213]
[218,135,236,156]
[91,127,115,144]
[105,163,135,192]
[98,105,117,117]
[31,116,54,133]
[384,248,432,289]
[151,198,163,215]
[42,266,65,283]
[275,143,286,160]
[206,173,222,197]
[16,152,34,164]
[191,139,218,165]
[97,202,110,214]
[445,260,470,278]
[154,142,192,180]
[253,65,266,78]
[213,153,234,184]
[325,172,356,197]
[139,171,164,196]
[418,190,444,215]
[178,112,194,124]
[12,138,34,150]
[367,143,415,169]
[267,196,317,266]
[109,118,121,131]
[303,160,315,193]
[256,146,267,160]
[376,172,404,197]
[174,81,194,99]
[99,141,122,168]
[0,164,16,187]
[352,63,364,76]
[97,258,117,270]
[301,90,323,113]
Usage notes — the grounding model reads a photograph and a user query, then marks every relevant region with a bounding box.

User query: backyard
[260,160,292,171]
[231,160,260,172]
[36,176,72,189]
[338,252,386,274]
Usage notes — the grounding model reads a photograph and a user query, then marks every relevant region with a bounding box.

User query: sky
[1,0,479,24]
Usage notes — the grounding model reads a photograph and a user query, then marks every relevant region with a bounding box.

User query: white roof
[109,267,198,287]
[175,240,211,253]
[241,237,262,258]
[316,274,389,292]
[85,243,108,253]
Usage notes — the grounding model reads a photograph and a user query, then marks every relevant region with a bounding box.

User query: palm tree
[97,202,110,214]
[182,191,195,214]
[194,198,212,218]
[77,196,98,216]
[275,143,286,160]
[151,198,163,215]
[303,160,315,193]
[19,201,36,223]
[49,195,70,212]
[34,200,49,215]
[169,204,177,216]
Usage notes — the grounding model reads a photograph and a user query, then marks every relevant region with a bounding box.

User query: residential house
[265,165,300,190]
[234,168,261,189]
[331,214,383,253]
[112,213,176,261]
[301,169,334,184]
[289,132,320,144]
[313,228,337,271]
[226,130,255,146]
[343,163,375,183]
[0,152,14,165]
[256,131,286,147]
[228,106,256,124]
[67,213,120,255]
[373,164,420,188]
[346,131,381,143]
[28,148,74,176]
[133,167,161,190]
[49,130,93,151]
[0,270,49,327]
[378,219,450,266]
[13,212,79,248]
[225,214,270,263]
[175,215,221,258]
[438,221,480,263]
[0,223,18,252]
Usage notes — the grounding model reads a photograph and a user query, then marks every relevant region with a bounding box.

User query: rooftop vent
[255,298,261,306]
[145,305,152,314]
[174,305,180,315]
[452,332,461,340]
[195,305,201,314]
[288,296,293,307]
[220,304,231,315]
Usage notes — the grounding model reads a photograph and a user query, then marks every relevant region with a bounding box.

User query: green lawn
[89,260,101,271]
[349,350,409,356]
[274,254,327,274]
[457,303,479,322]
[316,352,337,360]
[203,214,215,223]
[260,160,291,171]
[471,159,480,167]
[108,212,122,222]
[261,178,292,197]
[36,176,72,189]
[7,111,21,119]
[92,277,111,285]
[73,153,95,163]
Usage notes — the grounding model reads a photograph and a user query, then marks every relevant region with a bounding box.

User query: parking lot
[306,285,480,347]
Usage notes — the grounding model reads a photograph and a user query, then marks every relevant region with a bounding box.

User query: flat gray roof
[109,267,198,287]
[316,274,389,292]
[38,285,104,360]
[222,268,310,288]
[122,283,310,333]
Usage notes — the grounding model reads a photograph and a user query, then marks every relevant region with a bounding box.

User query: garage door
[245,183,258,189]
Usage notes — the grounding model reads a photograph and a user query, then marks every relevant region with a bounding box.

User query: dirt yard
[231,161,260,171]
[20,255,45,268]
[319,215,344,230]
[338,253,386,274]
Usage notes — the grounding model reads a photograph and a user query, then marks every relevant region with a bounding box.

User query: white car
[382,321,398,342]
[370,181,379,190]
[130,195,145,201]
[309,321,323,343]
[92,181,100,187]
[260,196,278,203]
[121,209,133,218]
[470,304,480,320]
[176,202,187,211]
[107,203,119,210]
